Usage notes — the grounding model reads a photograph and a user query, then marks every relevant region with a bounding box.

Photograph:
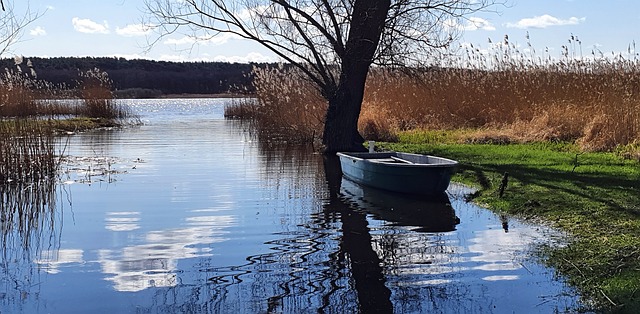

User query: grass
[378,138,640,313]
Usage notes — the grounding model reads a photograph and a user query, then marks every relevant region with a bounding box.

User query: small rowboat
[336,151,458,195]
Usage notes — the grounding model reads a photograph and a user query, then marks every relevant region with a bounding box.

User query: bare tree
[0,1,42,57]
[145,0,500,153]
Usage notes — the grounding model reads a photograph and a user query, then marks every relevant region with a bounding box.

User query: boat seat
[369,157,413,164]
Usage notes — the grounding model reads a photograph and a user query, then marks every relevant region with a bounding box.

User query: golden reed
[229,39,639,157]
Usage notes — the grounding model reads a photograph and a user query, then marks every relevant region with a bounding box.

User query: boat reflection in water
[339,178,460,233]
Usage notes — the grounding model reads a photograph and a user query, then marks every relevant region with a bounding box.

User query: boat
[336,151,458,195]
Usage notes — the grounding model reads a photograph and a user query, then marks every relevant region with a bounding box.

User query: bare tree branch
[0,1,43,57]
[143,0,504,152]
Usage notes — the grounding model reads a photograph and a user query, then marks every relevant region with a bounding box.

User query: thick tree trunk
[322,0,391,154]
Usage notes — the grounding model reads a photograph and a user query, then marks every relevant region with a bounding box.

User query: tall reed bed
[1,58,74,117]
[231,39,640,155]
[1,59,134,120]
[227,65,327,143]
[0,119,57,183]
[364,62,640,151]
[77,68,132,119]
[0,68,40,117]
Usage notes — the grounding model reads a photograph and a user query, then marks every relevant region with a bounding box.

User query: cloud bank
[72,17,110,34]
[30,26,47,36]
[506,15,586,29]
[116,24,154,37]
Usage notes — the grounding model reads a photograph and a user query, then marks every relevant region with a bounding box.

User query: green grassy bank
[378,132,640,313]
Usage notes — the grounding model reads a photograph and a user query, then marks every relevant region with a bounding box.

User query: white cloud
[445,17,496,32]
[465,17,496,31]
[116,24,155,37]
[506,15,586,29]
[72,17,110,34]
[163,36,198,46]
[29,26,47,36]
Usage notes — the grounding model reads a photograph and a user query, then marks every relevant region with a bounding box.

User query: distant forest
[0,57,259,97]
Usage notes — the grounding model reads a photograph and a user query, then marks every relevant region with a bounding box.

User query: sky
[4,0,639,63]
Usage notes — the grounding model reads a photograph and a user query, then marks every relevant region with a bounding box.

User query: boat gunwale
[337,152,458,168]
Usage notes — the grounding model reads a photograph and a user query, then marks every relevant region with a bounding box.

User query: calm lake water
[1,99,585,313]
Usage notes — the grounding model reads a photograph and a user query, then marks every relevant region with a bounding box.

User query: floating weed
[59,155,140,185]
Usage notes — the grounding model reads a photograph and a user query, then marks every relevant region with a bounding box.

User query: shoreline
[159,93,251,99]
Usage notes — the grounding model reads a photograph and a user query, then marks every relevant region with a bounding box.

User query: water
[1,99,585,313]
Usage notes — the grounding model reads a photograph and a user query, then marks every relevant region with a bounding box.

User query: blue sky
[5,0,637,63]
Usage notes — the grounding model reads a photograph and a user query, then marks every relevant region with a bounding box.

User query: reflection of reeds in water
[0,178,60,309]
[0,177,58,249]
[0,118,61,304]
[0,118,60,259]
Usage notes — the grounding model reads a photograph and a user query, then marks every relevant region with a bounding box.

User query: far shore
[159,93,252,99]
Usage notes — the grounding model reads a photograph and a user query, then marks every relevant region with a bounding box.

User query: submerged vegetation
[225,36,640,312]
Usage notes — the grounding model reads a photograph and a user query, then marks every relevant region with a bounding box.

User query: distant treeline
[0,57,260,96]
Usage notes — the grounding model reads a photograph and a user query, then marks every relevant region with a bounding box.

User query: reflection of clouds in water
[99,214,236,292]
[482,275,520,281]
[105,212,141,231]
[374,219,548,284]
[35,249,85,274]
[98,249,179,292]
[468,228,533,275]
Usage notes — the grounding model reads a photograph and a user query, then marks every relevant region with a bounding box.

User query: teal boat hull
[337,152,458,195]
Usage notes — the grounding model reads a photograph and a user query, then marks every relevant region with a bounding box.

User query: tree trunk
[322,0,391,154]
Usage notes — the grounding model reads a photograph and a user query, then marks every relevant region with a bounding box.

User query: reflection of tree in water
[137,146,543,313]
[140,147,470,313]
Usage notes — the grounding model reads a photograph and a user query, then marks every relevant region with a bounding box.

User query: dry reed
[231,36,639,155]
[0,119,57,183]
[77,68,131,119]
[247,65,326,144]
